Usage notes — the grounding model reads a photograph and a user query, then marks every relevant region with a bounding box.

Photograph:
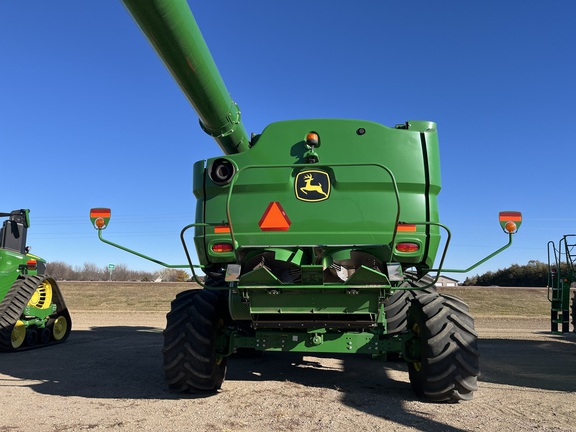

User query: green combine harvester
[0,209,71,351]
[90,0,522,402]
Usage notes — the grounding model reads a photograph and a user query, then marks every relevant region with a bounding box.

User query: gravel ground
[1,312,575,432]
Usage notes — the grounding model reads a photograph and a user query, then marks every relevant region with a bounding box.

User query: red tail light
[212,243,234,253]
[395,242,419,253]
[27,259,37,270]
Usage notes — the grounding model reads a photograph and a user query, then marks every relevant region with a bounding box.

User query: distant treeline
[463,260,557,287]
[46,261,190,282]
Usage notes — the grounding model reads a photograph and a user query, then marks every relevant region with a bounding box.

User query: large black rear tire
[406,292,479,402]
[162,289,228,393]
[384,285,436,334]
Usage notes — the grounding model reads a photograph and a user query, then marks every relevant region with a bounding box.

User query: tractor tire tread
[408,292,479,402]
[162,289,227,393]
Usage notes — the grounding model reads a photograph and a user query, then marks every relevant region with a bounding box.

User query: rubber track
[0,275,71,352]
[408,292,479,402]
[162,289,227,393]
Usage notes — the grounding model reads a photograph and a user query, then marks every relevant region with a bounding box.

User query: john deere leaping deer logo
[295,170,330,202]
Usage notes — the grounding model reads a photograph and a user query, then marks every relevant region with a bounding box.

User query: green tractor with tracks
[90,0,521,402]
[0,209,71,351]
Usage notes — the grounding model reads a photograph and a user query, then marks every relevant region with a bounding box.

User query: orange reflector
[90,208,111,218]
[504,221,517,233]
[214,225,231,233]
[27,260,37,270]
[95,217,106,229]
[397,223,416,232]
[212,243,233,253]
[259,202,291,231]
[395,242,420,253]
[499,211,522,222]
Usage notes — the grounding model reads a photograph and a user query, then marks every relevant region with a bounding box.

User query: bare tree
[78,262,105,281]
[44,261,166,282]
[155,268,190,282]
[46,261,74,280]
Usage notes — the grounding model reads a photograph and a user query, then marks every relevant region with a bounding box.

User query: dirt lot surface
[1,285,575,431]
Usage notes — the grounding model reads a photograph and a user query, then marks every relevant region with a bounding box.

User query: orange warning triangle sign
[258,202,291,231]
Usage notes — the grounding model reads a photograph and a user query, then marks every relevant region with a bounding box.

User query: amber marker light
[27,259,37,270]
[397,223,417,232]
[214,225,231,233]
[90,208,111,230]
[306,132,319,147]
[499,211,522,234]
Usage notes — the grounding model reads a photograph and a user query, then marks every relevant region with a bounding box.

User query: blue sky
[2,1,575,282]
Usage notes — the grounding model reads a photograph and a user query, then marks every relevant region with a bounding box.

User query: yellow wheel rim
[11,320,26,349]
[52,316,68,341]
[28,279,53,309]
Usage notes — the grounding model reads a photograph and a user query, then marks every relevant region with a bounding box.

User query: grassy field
[57,281,565,318]
[437,286,555,317]
[58,281,193,312]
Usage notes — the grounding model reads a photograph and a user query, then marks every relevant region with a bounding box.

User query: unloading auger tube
[121,0,250,155]
[91,0,524,403]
